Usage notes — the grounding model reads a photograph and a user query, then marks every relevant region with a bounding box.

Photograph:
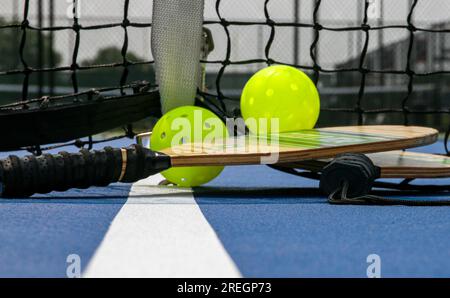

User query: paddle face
[285,151,450,179]
[136,125,438,167]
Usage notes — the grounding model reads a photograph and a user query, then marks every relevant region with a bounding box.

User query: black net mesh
[202,0,450,156]
[0,0,449,154]
[0,0,155,97]
[0,0,156,152]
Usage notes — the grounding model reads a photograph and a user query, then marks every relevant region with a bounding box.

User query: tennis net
[0,0,449,153]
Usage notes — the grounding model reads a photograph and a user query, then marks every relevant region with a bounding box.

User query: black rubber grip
[0,145,171,198]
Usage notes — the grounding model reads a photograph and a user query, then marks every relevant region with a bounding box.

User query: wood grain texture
[283,151,450,179]
[157,126,438,167]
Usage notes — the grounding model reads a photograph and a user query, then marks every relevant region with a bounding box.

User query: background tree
[81,47,142,66]
[80,46,154,88]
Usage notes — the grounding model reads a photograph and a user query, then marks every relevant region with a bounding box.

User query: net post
[37,0,44,98]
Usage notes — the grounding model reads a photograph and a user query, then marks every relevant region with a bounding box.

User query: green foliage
[0,17,62,71]
[81,47,142,66]
[78,46,154,88]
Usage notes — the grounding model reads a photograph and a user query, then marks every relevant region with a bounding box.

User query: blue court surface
[0,140,449,278]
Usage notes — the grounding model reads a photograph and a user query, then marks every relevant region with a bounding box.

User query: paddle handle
[0,145,171,197]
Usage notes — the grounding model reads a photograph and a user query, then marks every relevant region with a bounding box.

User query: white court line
[83,175,241,278]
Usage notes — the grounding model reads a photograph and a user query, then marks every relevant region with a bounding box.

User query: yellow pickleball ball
[150,106,229,187]
[241,65,320,134]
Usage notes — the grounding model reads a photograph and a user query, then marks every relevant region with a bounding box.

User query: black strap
[329,181,450,206]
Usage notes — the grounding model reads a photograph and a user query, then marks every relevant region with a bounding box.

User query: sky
[1,0,449,71]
